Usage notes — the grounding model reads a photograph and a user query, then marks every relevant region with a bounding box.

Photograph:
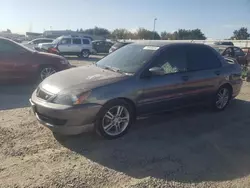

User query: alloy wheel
[40,67,56,80]
[216,88,230,109]
[102,105,130,136]
[82,51,89,58]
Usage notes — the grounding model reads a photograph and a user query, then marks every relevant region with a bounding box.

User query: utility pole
[153,18,157,40]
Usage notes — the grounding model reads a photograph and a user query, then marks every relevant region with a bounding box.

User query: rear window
[82,39,90,44]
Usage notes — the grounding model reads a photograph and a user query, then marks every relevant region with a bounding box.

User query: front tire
[212,86,231,111]
[39,66,57,81]
[95,100,134,139]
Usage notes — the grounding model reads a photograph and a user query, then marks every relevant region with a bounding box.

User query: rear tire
[81,50,90,58]
[212,85,231,111]
[95,99,134,139]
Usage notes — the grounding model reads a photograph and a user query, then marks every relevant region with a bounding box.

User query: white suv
[38,36,93,58]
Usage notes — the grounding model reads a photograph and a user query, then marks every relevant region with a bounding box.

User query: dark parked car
[211,45,248,66]
[30,42,242,139]
[0,37,71,84]
[92,40,114,53]
[214,41,234,46]
[109,41,131,53]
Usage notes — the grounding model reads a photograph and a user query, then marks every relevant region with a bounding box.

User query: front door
[137,46,191,115]
[57,38,72,55]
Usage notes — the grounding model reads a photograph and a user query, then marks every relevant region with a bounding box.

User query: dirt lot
[1,57,250,188]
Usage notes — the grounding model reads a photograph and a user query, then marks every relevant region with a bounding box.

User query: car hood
[34,51,62,59]
[40,64,126,94]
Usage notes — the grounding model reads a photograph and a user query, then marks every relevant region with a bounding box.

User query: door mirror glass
[149,67,165,76]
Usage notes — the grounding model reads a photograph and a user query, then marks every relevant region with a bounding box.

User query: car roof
[32,38,53,41]
[132,41,209,48]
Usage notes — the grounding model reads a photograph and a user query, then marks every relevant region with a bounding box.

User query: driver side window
[152,47,187,75]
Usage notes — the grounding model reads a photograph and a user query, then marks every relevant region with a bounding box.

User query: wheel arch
[219,83,233,98]
[100,97,137,120]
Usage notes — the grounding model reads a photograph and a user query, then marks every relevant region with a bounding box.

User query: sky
[1,0,250,39]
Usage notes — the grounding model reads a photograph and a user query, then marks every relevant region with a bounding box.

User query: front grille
[37,112,67,126]
[36,88,53,100]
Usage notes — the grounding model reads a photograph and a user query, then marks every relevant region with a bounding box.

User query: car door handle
[181,75,189,81]
[214,71,221,75]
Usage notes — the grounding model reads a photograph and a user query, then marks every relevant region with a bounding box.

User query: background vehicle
[241,47,250,63]
[30,42,242,139]
[109,41,131,53]
[214,41,234,46]
[43,36,93,58]
[0,37,71,83]
[211,45,248,66]
[23,38,54,50]
[92,40,114,53]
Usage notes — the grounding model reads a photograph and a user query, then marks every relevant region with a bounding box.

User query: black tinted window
[234,47,245,56]
[82,39,90,44]
[153,46,187,74]
[0,39,26,53]
[73,38,81,44]
[187,46,221,71]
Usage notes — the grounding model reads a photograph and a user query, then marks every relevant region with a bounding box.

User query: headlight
[60,58,70,65]
[52,90,91,105]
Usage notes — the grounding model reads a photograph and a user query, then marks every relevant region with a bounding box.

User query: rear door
[185,45,224,103]
[57,38,72,54]
[72,38,82,53]
[82,38,91,51]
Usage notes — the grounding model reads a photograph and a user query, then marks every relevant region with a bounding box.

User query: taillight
[48,48,59,54]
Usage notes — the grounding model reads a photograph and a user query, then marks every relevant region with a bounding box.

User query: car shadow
[57,99,250,183]
[0,84,36,110]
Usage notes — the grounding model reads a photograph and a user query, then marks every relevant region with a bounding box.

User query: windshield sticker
[143,46,160,50]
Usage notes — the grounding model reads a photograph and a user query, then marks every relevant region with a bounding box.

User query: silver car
[30,42,242,139]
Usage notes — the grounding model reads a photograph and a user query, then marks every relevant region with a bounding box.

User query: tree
[6,29,11,33]
[83,27,110,37]
[161,31,174,40]
[136,28,160,40]
[231,27,249,40]
[160,29,206,40]
[111,28,132,39]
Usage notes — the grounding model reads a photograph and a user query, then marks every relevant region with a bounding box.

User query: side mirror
[149,67,165,76]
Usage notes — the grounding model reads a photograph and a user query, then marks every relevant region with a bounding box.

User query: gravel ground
[1,57,250,187]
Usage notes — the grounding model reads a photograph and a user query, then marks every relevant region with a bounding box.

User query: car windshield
[96,44,159,74]
[113,42,126,48]
[52,37,62,44]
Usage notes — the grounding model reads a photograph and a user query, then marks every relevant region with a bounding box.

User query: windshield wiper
[101,65,132,75]
[103,65,121,73]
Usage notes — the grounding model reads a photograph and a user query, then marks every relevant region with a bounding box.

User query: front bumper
[30,93,102,135]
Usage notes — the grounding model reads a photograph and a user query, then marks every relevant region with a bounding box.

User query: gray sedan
[30,42,242,139]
